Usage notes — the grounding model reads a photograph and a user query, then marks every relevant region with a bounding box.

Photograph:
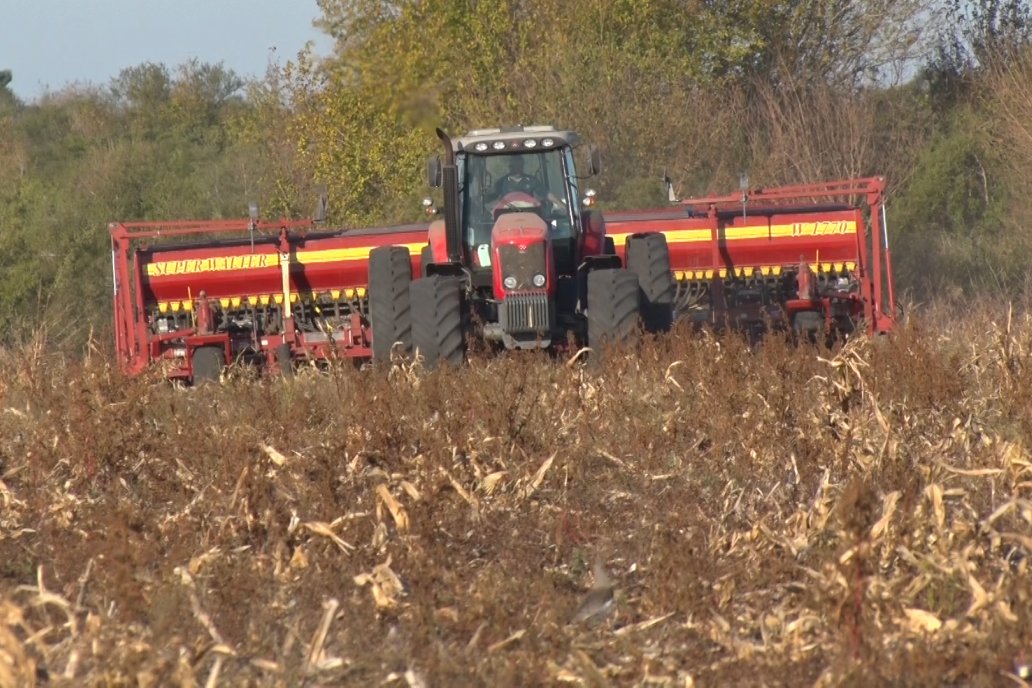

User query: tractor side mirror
[427,155,442,188]
[314,191,328,223]
[588,145,602,177]
[663,173,679,203]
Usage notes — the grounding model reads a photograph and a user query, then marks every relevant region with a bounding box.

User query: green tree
[280,0,941,218]
[0,61,269,349]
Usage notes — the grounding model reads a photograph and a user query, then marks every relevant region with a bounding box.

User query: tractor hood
[491,211,553,297]
[491,211,548,246]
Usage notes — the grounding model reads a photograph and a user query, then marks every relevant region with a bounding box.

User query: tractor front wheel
[410,275,465,368]
[369,246,413,362]
[587,269,641,350]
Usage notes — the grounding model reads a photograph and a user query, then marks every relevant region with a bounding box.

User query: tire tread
[587,269,640,349]
[410,275,464,367]
[625,233,674,332]
[369,246,413,361]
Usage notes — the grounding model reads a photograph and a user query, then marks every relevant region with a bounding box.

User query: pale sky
[1,0,334,101]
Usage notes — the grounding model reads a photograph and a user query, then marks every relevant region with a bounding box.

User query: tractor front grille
[497,242,546,291]
[500,292,553,334]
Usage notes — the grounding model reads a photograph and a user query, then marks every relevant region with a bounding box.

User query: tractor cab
[461,144,576,273]
[425,126,601,285]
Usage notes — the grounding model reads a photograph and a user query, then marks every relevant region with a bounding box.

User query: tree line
[1,0,1031,349]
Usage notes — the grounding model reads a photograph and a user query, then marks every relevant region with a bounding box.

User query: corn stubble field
[2,305,1032,687]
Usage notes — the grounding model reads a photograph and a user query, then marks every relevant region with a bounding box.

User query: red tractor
[110,126,896,382]
[367,126,675,366]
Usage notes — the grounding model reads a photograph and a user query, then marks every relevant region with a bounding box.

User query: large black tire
[276,342,294,378]
[625,233,674,333]
[410,275,465,368]
[369,246,413,362]
[420,245,434,278]
[192,346,224,385]
[587,269,641,349]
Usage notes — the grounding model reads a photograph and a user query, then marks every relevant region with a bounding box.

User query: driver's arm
[541,186,566,208]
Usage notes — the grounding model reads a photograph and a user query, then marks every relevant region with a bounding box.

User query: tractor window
[462,150,573,262]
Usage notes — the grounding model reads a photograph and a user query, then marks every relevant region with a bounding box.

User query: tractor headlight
[474,142,488,152]
[503,276,517,290]
[532,273,546,288]
[156,318,169,334]
[524,139,537,148]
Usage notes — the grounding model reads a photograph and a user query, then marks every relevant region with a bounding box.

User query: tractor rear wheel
[625,233,674,332]
[410,275,465,368]
[192,346,224,385]
[369,246,413,362]
[587,269,641,350]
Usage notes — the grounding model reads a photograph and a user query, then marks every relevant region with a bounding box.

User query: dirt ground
[2,309,1031,686]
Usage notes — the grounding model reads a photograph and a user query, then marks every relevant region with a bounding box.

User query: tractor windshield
[460,150,573,260]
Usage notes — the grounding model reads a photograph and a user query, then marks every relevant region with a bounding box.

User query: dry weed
[0,304,1031,685]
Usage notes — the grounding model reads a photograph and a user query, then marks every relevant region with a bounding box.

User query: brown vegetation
[2,305,1032,686]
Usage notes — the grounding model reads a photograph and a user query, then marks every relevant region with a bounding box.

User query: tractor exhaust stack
[435,128,462,264]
